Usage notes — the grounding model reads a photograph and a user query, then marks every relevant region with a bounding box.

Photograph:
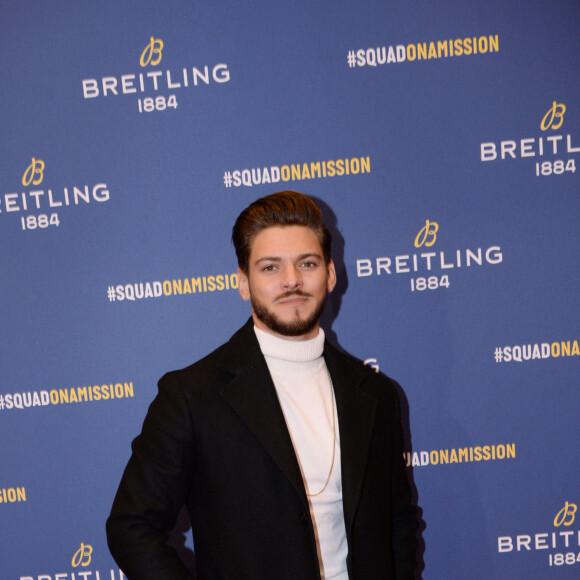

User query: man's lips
[275,291,312,305]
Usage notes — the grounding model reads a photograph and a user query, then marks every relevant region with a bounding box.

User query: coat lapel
[324,342,378,534]
[217,320,309,507]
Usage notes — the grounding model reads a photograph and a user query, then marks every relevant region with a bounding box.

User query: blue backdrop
[1,1,579,578]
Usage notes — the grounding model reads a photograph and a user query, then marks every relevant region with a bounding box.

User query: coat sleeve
[390,385,420,579]
[106,373,195,580]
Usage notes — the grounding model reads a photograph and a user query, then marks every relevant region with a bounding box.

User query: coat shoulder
[324,340,400,398]
[157,318,260,398]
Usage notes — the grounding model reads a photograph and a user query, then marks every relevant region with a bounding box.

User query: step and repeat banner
[1,1,578,578]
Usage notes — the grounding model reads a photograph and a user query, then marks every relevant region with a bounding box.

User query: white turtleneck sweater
[254,326,348,580]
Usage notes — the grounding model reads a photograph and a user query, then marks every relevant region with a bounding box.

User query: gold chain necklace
[307,366,336,497]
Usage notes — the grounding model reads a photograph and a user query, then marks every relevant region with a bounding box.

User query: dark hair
[232,191,332,273]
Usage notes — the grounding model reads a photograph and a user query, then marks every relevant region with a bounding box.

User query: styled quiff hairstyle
[232,191,332,274]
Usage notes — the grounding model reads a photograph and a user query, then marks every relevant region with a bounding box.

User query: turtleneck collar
[254,325,325,363]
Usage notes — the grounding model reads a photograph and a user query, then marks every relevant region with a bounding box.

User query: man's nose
[282,266,303,290]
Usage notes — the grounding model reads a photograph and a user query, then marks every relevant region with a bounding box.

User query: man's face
[237,225,336,341]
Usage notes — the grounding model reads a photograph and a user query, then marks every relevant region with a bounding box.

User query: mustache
[275,290,313,301]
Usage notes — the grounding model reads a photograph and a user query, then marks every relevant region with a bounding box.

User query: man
[106,191,419,579]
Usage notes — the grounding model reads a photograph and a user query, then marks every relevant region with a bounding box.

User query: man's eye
[301,261,316,268]
[263,265,276,271]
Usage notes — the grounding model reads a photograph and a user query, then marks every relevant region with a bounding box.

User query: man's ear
[326,259,337,293]
[237,268,250,301]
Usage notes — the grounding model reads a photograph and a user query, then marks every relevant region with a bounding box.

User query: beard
[251,289,327,337]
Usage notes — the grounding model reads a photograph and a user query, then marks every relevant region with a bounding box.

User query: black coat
[106,319,418,579]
